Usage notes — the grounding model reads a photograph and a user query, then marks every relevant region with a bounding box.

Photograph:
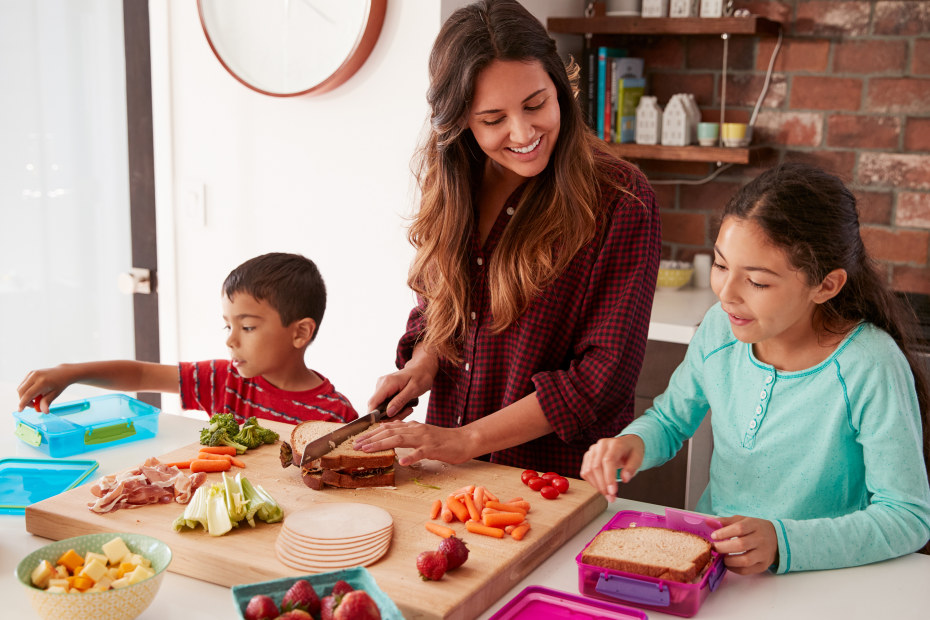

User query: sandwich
[581,526,712,583]
[280,420,395,490]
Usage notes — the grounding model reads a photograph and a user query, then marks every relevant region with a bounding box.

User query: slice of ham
[88,457,208,513]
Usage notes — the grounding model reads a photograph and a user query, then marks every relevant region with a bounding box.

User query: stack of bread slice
[581,526,712,583]
[275,502,393,573]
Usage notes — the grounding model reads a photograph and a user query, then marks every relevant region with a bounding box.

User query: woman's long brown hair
[408,0,634,363]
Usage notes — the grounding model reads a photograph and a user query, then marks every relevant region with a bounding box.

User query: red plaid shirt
[397,159,661,477]
[178,360,358,425]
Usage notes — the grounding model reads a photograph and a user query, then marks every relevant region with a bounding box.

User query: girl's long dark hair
[724,163,930,525]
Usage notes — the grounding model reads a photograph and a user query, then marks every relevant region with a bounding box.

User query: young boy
[16,253,359,425]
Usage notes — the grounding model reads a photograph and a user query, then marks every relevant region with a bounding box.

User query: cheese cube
[80,558,108,583]
[96,574,114,589]
[56,548,83,572]
[84,551,108,566]
[87,582,111,592]
[101,537,132,565]
[127,565,154,585]
[126,552,151,568]
[107,567,120,580]
[46,585,68,593]
[48,578,70,589]
[110,576,132,589]
[117,561,137,578]
[30,560,55,588]
[55,564,69,579]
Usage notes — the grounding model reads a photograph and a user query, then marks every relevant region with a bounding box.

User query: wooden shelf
[606,142,765,164]
[547,15,780,36]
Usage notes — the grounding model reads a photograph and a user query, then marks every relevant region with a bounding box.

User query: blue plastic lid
[0,457,98,515]
[491,586,649,619]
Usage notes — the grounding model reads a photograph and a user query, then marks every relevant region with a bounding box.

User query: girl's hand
[16,367,71,413]
[352,420,474,466]
[711,515,779,575]
[367,348,438,418]
[580,435,645,502]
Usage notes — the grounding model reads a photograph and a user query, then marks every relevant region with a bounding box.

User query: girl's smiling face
[711,217,836,363]
[466,59,560,183]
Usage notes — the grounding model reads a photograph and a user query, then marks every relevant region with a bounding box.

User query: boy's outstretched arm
[17,361,180,412]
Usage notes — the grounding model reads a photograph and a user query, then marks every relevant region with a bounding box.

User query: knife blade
[300,397,418,467]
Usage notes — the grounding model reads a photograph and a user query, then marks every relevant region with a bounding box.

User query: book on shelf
[596,47,626,140]
[615,77,646,143]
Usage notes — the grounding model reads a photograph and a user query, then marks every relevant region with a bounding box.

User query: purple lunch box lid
[490,585,649,620]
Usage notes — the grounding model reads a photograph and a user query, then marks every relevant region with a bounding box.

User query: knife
[300,396,418,467]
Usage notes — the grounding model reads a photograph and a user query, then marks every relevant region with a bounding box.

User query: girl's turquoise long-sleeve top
[622,303,930,573]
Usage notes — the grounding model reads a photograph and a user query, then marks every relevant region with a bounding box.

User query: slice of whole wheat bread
[581,526,712,583]
[290,420,395,471]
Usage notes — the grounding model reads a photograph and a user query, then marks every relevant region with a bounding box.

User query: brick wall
[619,1,930,294]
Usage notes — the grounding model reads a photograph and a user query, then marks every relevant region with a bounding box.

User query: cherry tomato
[521,469,539,485]
[527,477,547,492]
[540,485,560,500]
[32,396,42,412]
[551,477,569,493]
[540,471,561,481]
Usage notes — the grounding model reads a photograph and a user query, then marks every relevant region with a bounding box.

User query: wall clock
[197,0,387,97]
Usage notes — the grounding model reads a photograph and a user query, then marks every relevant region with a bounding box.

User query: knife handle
[374,396,419,417]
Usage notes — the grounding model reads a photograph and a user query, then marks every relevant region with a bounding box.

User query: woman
[356,0,661,478]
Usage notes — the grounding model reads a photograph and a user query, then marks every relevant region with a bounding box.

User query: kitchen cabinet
[547,1,779,164]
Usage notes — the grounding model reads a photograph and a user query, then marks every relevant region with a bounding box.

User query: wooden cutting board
[25,420,607,619]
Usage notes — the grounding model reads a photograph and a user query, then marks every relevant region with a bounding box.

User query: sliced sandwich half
[581,526,713,583]
[287,420,395,490]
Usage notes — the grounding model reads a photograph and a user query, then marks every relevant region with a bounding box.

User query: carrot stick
[430,499,442,520]
[425,522,456,539]
[190,459,231,473]
[483,488,499,502]
[504,500,531,513]
[511,522,531,541]
[441,505,454,523]
[446,495,470,523]
[465,520,505,539]
[506,497,524,503]
[505,525,517,534]
[463,492,480,522]
[485,500,527,515]
[483,511,525,528]
[474,486,486,514]
[163,461,192,469]
[196,452,230,461]
[452,484,475,495]
[197,446,237,456]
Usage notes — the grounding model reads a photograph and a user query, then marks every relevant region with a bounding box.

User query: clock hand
[298,0,335,25]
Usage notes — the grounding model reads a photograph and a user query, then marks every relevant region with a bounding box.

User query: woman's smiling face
[466,59,560,183]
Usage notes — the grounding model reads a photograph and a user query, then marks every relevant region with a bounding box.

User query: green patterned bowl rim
[15,532,172,595]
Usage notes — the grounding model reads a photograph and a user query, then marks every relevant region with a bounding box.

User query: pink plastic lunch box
[575,508,727,617]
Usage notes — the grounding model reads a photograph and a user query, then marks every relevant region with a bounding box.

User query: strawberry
[244,594,279,620]
[331,579,354,597]
[275,611,312,620]
[334,590,381,620]
[437,535,469,570]
[416,549,448,581]
[320,595,338,620]
[281,579,320,615]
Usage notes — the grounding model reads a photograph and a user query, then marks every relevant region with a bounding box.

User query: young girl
[581,163,930,575]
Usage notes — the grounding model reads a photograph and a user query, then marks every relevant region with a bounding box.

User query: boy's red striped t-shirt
[178,360,358,425]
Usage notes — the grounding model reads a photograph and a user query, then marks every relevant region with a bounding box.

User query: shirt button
[750,419,758,429]
[470,312,476,320]
[464,363,470,371]
[506,207,515,216]
[755,405,762,415]
[760,390,767,399]
[457,416,462,425]
[765,375,774,384]
[476,257,484,266]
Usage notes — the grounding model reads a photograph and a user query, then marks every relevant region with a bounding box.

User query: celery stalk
[206,484,233,536]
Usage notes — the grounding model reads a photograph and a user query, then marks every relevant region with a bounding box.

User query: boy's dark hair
[722,162,930,501]
[222,253,326,339]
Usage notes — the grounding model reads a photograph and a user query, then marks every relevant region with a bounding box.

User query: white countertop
[4,412,929,619]
[648,286,719,344]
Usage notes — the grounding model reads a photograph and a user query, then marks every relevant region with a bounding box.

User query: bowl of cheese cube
[15,532,171,620]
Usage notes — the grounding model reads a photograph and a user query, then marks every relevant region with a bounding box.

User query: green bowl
[15,532,172,620]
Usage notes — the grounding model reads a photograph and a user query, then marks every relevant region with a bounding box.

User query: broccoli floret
[233,417,279,449]
[204,428,248,454]
[209,413,240,436]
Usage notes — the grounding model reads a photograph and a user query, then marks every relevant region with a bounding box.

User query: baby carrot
[446,495,470,523]
[506,497,524,503]
[190,459,231,473]
[485,500,526,515]
[466,520,505,539]
[163,460,192,469]
[197,446,238,456]
[430,499,442,520]
[483,511,525,528]
[425,522,456,539]
[511,522,531,541]
[463,491,481,522]
[474,486,486,513]
[483,488,499,503]
[196,452,230,461]
[441,505,454,523]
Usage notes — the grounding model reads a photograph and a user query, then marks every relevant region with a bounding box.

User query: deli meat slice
[88,457,208,513]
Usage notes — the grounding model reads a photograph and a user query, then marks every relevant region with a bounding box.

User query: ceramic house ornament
[635,96,662,145]
[700,0,724,17]
[661,95,691,146]
[669,0,698,17]
[641,0,669,17]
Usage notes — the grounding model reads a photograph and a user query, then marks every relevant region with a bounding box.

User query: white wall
[151,0,585,416]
